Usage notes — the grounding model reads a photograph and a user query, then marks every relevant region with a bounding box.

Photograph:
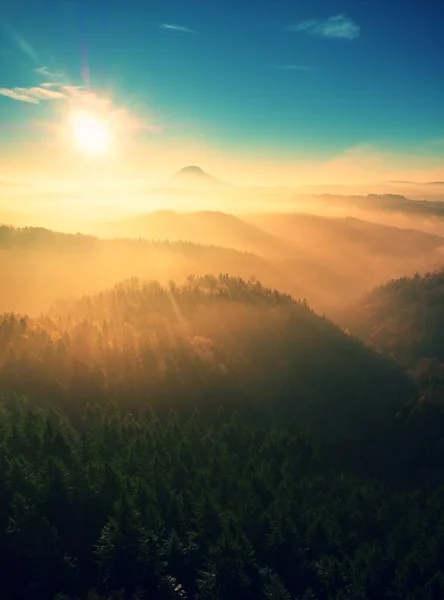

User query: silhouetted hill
[387,180,444,187]
[0,225,278,314]
[244,212,444,310]
[4,212,444,318]
[246,212,444,256]
[341,270,444,369]
[339,193,444,215]
[0,275,413,438]
[103,210,288,257]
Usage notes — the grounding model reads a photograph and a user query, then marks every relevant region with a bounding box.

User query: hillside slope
[0,226,279,314]
[0,275,413,438]
[101,210,444,312]
[246,213,444,257]
[341,270,444,367]
[101,210,289,258]
[245,212,444,311]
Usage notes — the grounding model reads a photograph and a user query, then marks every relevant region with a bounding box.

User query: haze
[1,0,444,317]
[3,2,444,598]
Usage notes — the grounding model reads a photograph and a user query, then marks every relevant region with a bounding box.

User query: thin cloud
[0,19,39,62]
[0,70,88,104]
[160,24,195,33]
[272,64,310,71]
[0,69,159,137]
[287,14,360,40]
[34,66,63,79]
[0,86,66,103]
[13,34,39,61]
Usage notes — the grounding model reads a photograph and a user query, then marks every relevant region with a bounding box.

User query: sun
[69,110,111,155]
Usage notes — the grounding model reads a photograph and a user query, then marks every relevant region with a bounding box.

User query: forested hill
[4,276,444,600]
[0,226,278,315]
[0,275,412,438]
[339,270,444,410]
[342,270,444,368]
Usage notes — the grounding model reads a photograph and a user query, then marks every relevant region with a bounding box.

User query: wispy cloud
[0,68,160,137]
[160,24,195,33]
[41,82,60,89]
[0,19,39,62]
[0,67,87,105]
[272,64,310,71]
[0,86,66,103]
[34,66,63,79]
[287,14,360,40]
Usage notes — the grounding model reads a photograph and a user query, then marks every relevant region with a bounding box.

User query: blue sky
[0,0,443,184]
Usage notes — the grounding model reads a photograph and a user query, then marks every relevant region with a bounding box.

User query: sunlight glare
[69,111,111,156]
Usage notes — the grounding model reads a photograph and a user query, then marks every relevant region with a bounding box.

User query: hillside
[341,270,444,367]
[0,275,413,438]
[244,212,444,310]
[106,210,444,261]
[5,275,444,600]
[100,210,444,312]
[246,213,444,257]
[101,210,288,258]
[3,215,444,318]
[339,270,444,408]
[0,226,279,314]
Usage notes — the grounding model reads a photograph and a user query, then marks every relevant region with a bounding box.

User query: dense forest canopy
[3,401,444,600]
[343,270,444,367]
[0,275,412,437]
[2,235,444,599]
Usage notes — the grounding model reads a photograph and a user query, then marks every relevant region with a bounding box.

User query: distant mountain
[387,180,419,184]
[170,166,229,188]
[387,180,444,187]
[103,210,289,257]
[0,224,281,315]
[245,212,444,258]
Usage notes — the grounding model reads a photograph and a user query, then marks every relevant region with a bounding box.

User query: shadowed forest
[3,180,444,599]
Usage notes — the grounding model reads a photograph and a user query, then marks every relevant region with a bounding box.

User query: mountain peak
[171,166,227,187]
[175,165,207,176]
[173,166,215,180]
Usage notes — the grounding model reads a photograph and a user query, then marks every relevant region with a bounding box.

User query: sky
[0,0,444,191]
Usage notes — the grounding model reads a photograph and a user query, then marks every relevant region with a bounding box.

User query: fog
[1,171,444,316]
